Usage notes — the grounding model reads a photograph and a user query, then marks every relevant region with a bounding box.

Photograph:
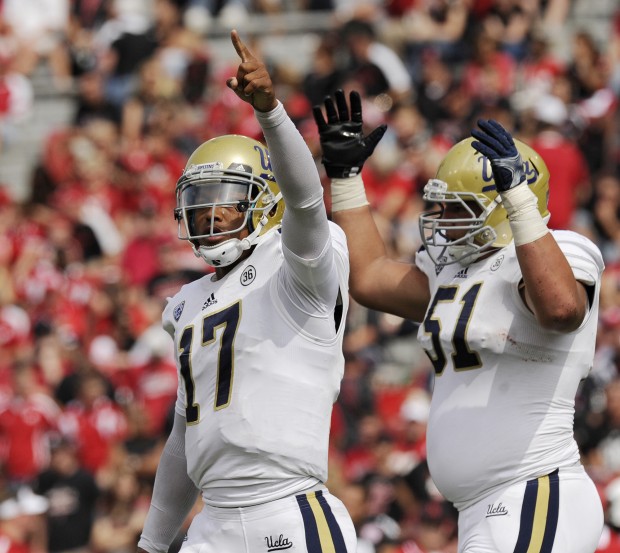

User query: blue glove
[470,119,525,192]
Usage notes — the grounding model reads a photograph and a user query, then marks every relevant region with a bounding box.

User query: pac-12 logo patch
[173,300,185,321]
[240,265,256,286]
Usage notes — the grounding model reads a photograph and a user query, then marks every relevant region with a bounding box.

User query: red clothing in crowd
[462,50,516,102]
[58,396,127,474]
[530,130,590,230]
[343,444,380,482]
[0,532,30,553]
[121,236,162,287]
[112,359,178,436]
[0,394,59,482]
[361,164,416,216]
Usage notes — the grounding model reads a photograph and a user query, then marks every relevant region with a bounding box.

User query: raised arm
[471,119,589,332]
[226,30,330,263]
[313,90,431,321]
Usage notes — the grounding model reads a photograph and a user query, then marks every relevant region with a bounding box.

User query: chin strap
[192,212,275,268]
[193,236,252,267]
[447,243,495,267]
[191,191,283,268]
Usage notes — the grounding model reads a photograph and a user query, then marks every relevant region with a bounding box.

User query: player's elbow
[536,301,585,333]
[348,280,374,309]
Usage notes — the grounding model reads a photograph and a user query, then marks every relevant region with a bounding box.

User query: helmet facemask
[175,163,282,267]
[419,179,500,267]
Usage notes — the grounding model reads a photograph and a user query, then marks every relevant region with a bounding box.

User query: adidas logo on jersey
[454,267,469,279]
[435,257,447,275]
[202,292,217,309]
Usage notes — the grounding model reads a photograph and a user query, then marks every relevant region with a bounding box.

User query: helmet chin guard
[191,213,275,267]
[193,238,251,267]
[419,178,501,267]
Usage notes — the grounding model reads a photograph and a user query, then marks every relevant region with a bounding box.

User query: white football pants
[457,465,603,553]
[179,485,357,553]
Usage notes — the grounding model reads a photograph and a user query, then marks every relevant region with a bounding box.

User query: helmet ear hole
[236,201,250,213]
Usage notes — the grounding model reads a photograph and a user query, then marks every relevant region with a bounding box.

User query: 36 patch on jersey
[174,300,185,321]
[240,265,256,286]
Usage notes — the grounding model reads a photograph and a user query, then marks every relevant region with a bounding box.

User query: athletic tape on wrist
[500,185,549,246]
[330,174,369,212]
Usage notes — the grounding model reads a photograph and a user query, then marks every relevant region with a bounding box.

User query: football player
[136,33,356,553]
[313,90,605,552]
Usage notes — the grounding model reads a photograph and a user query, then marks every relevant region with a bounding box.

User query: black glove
[312,89,387,179]
[470,119,525,192]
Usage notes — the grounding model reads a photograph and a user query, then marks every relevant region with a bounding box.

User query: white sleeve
[255,102,340,309]
[278,222,349,316]
[553,230,605,286]
[254,102,330,262]
[138,413,199,553]
[415,246,436,286]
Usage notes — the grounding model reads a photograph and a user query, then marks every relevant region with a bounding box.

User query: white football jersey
[415,230,604,510]
[162,223,349,508]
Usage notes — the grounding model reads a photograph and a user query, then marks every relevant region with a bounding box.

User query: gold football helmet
[175,135,285,267]
[419,137,550,267]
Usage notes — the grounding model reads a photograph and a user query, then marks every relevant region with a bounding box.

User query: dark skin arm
[313,90,431,321]
[517,234,590,332]
[333,206,431,322]
[471,118,590,333]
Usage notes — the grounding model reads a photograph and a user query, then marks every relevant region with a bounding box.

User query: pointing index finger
[231,29,254,63]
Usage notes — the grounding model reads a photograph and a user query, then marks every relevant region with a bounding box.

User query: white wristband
[330,175,369,212]
[500,185,549,246]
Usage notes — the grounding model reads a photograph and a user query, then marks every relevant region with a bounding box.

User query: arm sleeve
[137,413,199,553]
[254,102,330,261]
[553,230,605,286]
[255,102,341,311]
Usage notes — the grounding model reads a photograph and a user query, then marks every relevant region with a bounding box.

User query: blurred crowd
[0,0,620,552]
